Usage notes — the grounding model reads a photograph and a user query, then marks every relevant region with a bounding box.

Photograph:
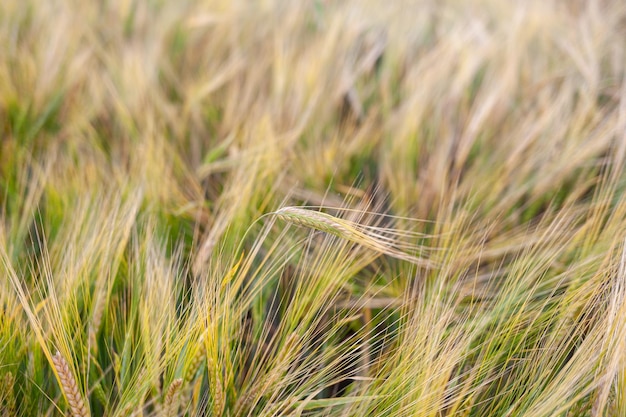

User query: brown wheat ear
[51,351,90,417]
[162,378,183,417]
[1,371,16,416]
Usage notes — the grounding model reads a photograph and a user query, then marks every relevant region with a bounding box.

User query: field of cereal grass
[2,1,626,416]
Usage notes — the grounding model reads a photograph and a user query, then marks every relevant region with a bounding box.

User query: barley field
[2,0,626,416]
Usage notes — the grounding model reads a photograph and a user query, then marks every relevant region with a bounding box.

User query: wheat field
[1,0,626,416]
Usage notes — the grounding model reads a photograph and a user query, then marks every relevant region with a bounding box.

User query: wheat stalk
[92,382,108,410]
[89,284,106,355]
[161,378,183,417]
[178,333,208,412]
[591,238,626,416]
[51,351,90,417]
[1,372,16,417]
[275,207,355,238]
[233,382,262,416]
[207,358,225,416]
[184,333,207,383]
[275,207,435,268]
[233,332,300,415]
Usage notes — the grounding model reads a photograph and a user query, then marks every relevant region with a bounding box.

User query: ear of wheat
[233,332,301,415]
[176,333,208,412]
[1,372,16,416]
[274,207,435,268]
[89,284,107,355]
[161,378,183,417]
[275,207,356,238]
[184,333,207,383]
[51,351,90,417]
[207,358,225,416]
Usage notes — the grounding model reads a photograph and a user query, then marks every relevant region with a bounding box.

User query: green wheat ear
[274,207,436,268]
[1,372,16,416]
[207,358,225,416]
[274,207,356,238]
